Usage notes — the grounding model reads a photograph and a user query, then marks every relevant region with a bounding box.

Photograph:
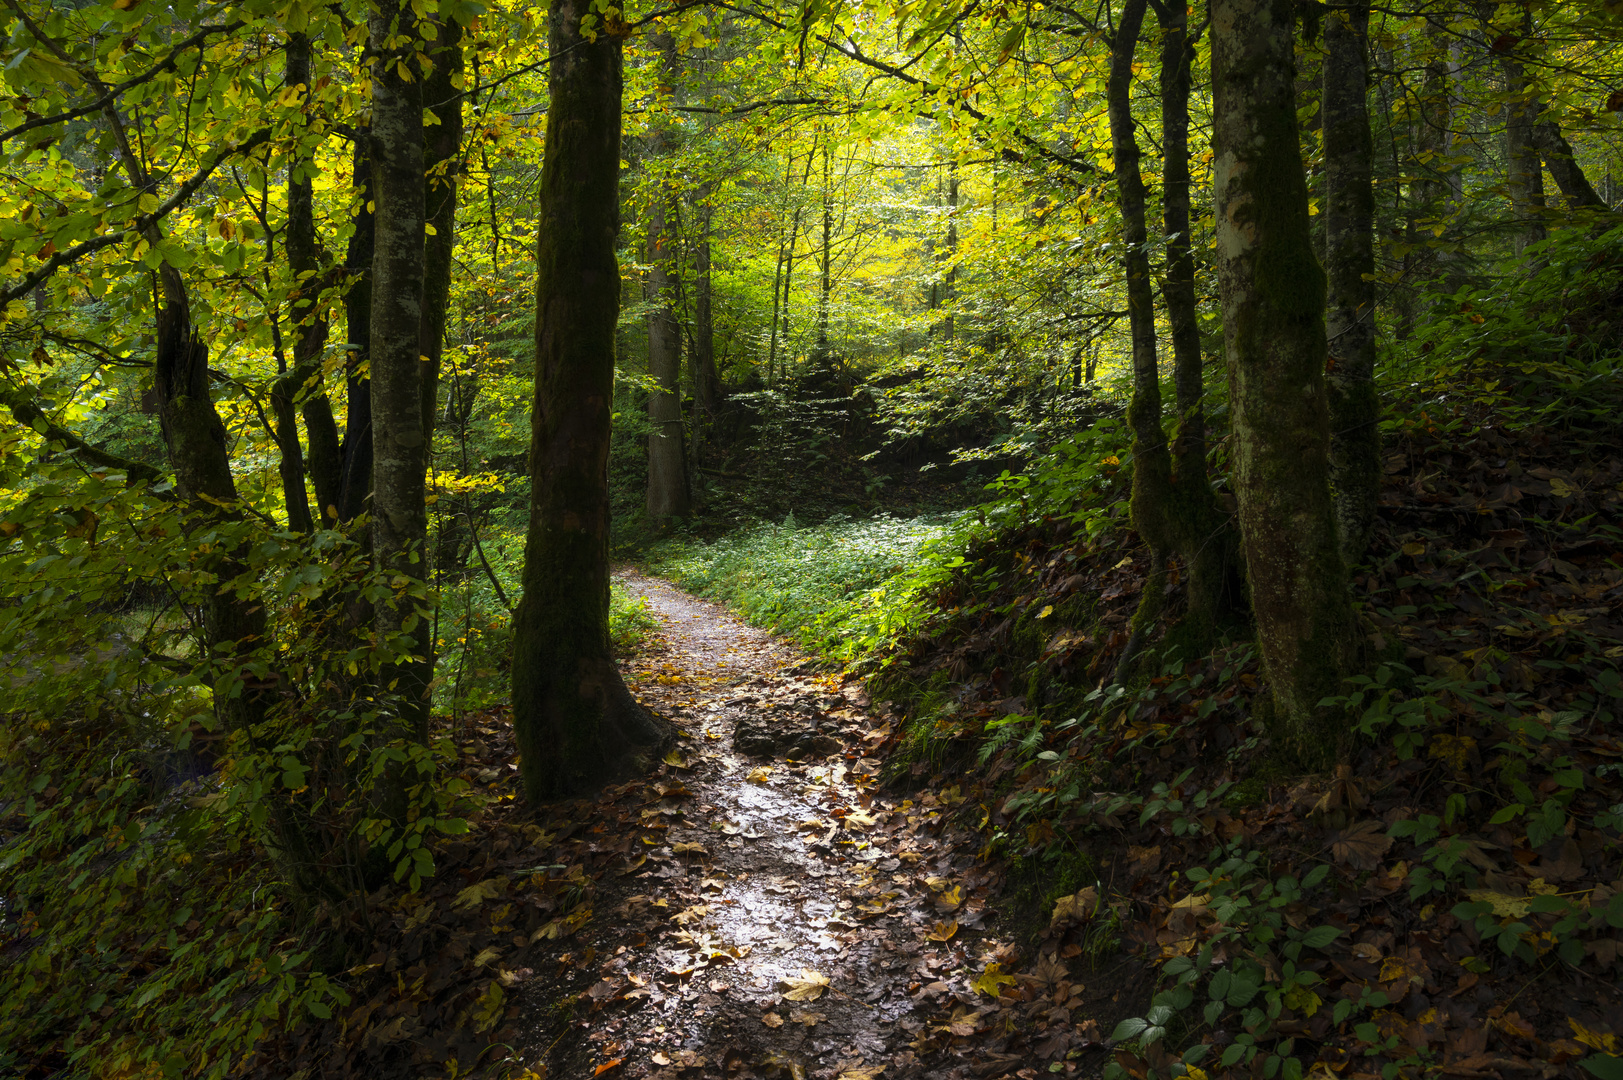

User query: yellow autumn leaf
[971,961,1018,998]
[663,749,688,768]
[1570,1017,1620,1053]
[781,969,830,1001]
[926,920,958,942]
[453,878,504,909]
[747,766,772,784]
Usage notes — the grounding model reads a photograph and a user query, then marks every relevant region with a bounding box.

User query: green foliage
[647,511,961,661]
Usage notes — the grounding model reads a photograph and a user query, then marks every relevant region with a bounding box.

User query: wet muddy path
[519,573,1035,1080]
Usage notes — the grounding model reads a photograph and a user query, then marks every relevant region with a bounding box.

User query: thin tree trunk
[1323,2,1381,567]
[646,192,689,520]
[282,32,343,526]
[943,161,958,343]
[1212,0,1358,767]
[692,193,720,424]
[1157,0,1232,640]
[339,134,375,522]
[511,0,668,802]
[420,15,464,450]
[814,142,832,367]
[368,0,432,739]
[1107,0,1174,682]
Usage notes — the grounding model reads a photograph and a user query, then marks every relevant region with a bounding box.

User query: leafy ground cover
[644,512,962,662]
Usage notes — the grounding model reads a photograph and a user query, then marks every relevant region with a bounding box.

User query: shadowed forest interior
[4,0,1623,1078]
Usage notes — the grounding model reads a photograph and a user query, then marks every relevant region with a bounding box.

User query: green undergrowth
[642,511,966,661]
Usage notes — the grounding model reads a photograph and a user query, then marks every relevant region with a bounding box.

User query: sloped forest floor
[264,414,1623,1080]
[269,575,1144,1080]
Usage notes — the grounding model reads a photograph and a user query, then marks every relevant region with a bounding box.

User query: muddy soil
[510,573,1141,1080]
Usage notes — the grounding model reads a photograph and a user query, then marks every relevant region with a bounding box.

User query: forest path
[528,572,1024,1080]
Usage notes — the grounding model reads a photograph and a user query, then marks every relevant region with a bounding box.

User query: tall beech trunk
[368,0,432,738]
[1211,0,1358,765]
[339,135,376,522]
[1323,2,1380,566]
[1158,0,1233,639]
[512,0,668,801]
[1107,0,1174,679]
[1498,9,1547,254]
[943,162,958,342]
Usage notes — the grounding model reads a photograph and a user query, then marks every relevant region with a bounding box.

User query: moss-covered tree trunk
[511,0,668,801]
[368,0,432,737]
[1211,0,1358,766]
[1107,0,1174,680]
[1323,2,1380,567]
[1496,9,1547,254]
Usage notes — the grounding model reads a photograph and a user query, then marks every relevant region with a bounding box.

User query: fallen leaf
[933,885,964,913]
[762,1012,784,1028]
[1330,820,1393,870]
[782,969,830,1001]
[593,1058,623,1076]
[971,961,1018,998]
[1051,886,1098,927]
[672,841,708,856]
[926,920,958,942]
[747,766,772,784]
[453,878,504,909]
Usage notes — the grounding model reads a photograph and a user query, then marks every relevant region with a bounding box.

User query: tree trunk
[943,161,958,343]
[1323,1,1381,567]
[692,193,720,429]
[1531,120,1608,210]
[339,134,376,523]
[646,192,689,520]
[420,14,464,449]
[1158,0,1233,640]
[368,0,433,739]
[1107,0,1174,681]
[1211,0,1358,766]
[814,143,832,367]
[282,31,343,526]
[1497,9,1547,254]
[512,0,668,802]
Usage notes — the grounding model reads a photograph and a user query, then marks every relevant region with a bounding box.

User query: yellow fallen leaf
[1570,1017,1620,1053]
[762,1012,784,1028]
[971,962,1018,998]
[454,878,504,910]
[926,920,958,942]
[781,969,830,1001]
[672,841,708,856]
[933,885,964,912]
[747,766,773,784]
[663,750,688,768]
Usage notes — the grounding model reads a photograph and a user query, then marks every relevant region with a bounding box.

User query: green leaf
[1111,1017,1148,1041]
[1580,1057,1623,1080]
[1300,925,1340,949]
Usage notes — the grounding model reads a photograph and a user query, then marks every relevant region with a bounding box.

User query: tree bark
[511,0,668,802]
[1157,0,1233,642]
[1323,2,1380,567]
[339,134,376,523]
[1107,0,1174,681]
[814,142,832,367]
[1531,120,1608,210]
[282,31,343,526]
[1211,0,1358,766]
[692,192,720,429]
[1497,8,1547,254]
[943,161,958,343]
[646,192,689,520]
[420,15,464,448]
[368,0,432,739]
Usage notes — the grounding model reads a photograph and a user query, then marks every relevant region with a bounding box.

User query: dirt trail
[518,572,1091,1080]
